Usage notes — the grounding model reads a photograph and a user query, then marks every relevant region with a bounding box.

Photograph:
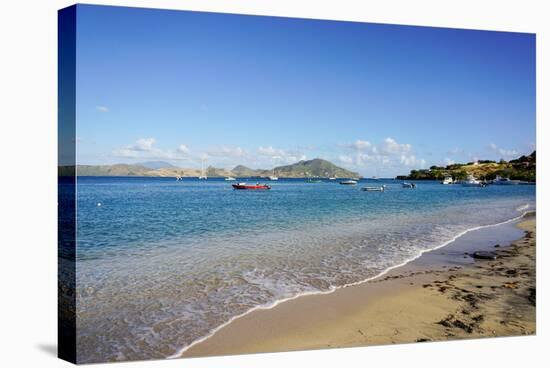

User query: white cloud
[338,155,353,164]
[343,137,411,157]
[131,138,156,152]
[257,146,305,165]
[357,152,380,165]
[114,148,139,158]
[177,144,190,154]
[501,149,518,157]
[400,154,426,168]
[489,143,519,158]
[338,137,427,175]
[258,146,285,157]
[286,155,305,164]
[207,146,246,157]
[380,137,411,156]
[443,158,455,166]
[345,139,372,150]
[96,106,109,113]
[113,138,156,158]
[113,138,191,162]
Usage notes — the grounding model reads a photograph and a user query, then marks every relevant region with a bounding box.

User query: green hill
[273,158,359,178]
[231,165,269,177]
[397,151,536,182]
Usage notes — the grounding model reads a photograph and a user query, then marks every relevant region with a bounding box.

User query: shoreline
[180,212,536,358]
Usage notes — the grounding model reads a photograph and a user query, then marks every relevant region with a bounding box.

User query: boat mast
[199,157,207,179]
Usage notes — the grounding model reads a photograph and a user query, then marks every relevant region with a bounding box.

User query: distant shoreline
[58,151,536,181]
[60,175,374,179]
[57,159,360,179]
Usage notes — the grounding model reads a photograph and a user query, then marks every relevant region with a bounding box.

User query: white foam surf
[168,209,531,359]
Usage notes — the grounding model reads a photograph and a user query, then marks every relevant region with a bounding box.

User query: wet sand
[183,214,536,358]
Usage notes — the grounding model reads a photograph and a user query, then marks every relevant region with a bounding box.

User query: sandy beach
[183,214,536,358]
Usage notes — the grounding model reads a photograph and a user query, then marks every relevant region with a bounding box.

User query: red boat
[232,182,271,190]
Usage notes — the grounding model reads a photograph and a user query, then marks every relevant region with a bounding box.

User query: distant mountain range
[59,158,360,178]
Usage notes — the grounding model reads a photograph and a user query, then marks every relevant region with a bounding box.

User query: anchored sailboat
[198,158,207,180]
[267,168,278,181]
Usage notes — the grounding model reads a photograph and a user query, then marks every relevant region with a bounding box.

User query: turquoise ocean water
[69,177,535,362]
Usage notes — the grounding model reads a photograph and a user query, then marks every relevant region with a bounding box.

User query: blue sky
[75,4,535,176]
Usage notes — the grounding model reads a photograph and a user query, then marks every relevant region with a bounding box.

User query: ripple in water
[73,178,535,363]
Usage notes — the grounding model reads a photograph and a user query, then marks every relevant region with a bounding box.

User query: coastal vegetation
[396,151,536,182]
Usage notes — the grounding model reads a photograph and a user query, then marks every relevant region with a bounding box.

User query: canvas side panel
[58,4,77,364]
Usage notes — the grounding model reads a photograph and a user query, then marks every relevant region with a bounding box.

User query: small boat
[441,175,453,185]
[224,177,236,181]
[460,174,486,187]
[198,158,207,180]
[362,186,385,192]
[339,180,357,185]
[232,182,271,190]
[306,178,322,183]
[267,169,278,181]
[175,175,182,181]
[491,175,520,185]
[328,177,336,180]
[402,182,416,189]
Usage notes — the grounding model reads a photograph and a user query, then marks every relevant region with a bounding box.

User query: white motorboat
[460,174,485,187]
[492,175,520,185]
[362,186,385,192]
[441,175,453,185]
[339,180,357,185]
[402,182,416,189]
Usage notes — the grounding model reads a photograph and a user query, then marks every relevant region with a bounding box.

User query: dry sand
[183,215,536,358]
